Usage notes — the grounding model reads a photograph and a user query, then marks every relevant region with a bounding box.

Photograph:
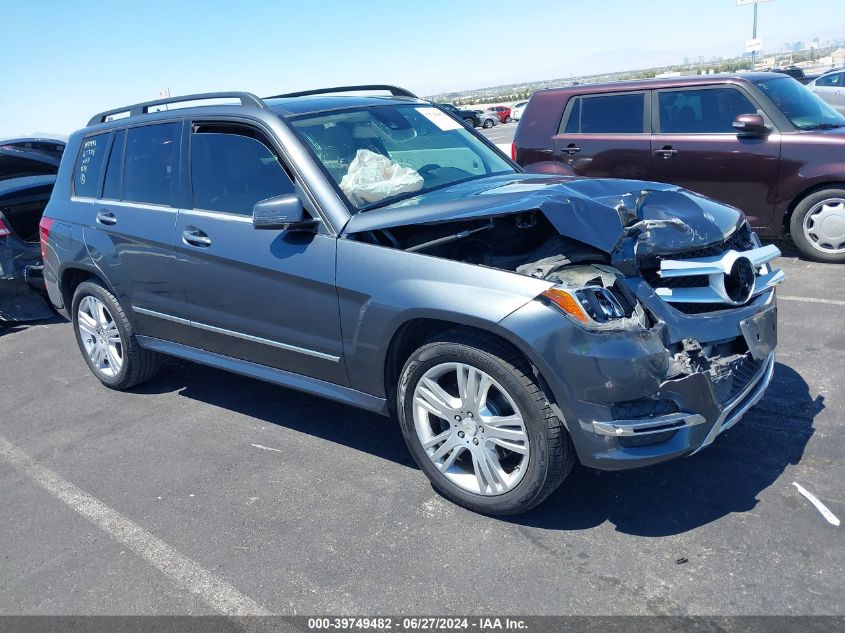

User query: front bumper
[495,290,778,471]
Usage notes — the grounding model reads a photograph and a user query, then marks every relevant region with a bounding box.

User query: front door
[650,85,782,229]
[811,71,845,112]
[553,91,652,181]
[173,121,347,385]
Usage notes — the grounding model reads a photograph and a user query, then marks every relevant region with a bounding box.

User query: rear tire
[482,119,494,129]
[789,187,845,263]
[397,331,574,515]
[505,116,512,123]
[72,280,160,389]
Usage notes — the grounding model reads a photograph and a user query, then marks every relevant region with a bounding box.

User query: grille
[641,224,759,315]
[711,354,764,405]
[610,398,679,420]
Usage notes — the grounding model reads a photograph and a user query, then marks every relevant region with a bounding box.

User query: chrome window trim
[71,196,179,213]
[132,306,340,362]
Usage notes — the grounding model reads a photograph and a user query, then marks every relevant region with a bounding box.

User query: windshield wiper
[799,122,845,130]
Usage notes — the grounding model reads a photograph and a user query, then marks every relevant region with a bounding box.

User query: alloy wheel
[412,362,530,496]
[77,295,124,378]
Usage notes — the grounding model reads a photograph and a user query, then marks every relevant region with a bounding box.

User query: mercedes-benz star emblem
[724,257,756,304]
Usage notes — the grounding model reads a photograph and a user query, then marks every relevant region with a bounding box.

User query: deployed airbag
[340,149,423,206]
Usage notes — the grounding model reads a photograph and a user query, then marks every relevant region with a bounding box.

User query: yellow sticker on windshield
[416,107,463,131]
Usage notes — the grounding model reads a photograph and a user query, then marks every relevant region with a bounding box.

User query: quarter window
[561,93,645,134]
[190,129,294,215]
[123,123,180,206]
[72,133,110,198]
[657,88,758,134]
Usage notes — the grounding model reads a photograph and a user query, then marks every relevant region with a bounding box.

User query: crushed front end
[497,200,783,470]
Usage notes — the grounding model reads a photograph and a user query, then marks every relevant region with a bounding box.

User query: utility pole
[751,1,758,70]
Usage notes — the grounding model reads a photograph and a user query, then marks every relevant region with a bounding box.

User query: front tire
[790,187,845,262]
[505,116,512,123]
[482,119,494,129]
[72,280,160,389]
[397,331,574,515]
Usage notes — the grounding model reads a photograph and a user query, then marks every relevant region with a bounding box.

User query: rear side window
[102,129,126,200]
[561,93,645,134]
[123,123,180,206]
[190,130,294,215]
[657,87,757,134]
[73,133,111,198]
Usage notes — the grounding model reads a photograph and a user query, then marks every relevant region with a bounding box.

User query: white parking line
[251,443,283,453]
[779,295,845,306]
[792,482,841,527]
[0,435,272,616]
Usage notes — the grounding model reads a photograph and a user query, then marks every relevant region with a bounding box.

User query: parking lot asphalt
[479,122,517,146]
[1,242,842,616]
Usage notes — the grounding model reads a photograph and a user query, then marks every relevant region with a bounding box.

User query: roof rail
[86,92,266,126]
[266,85,418,100]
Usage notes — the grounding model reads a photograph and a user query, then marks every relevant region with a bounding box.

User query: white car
[806,69,845,113]
[510,101,529,121]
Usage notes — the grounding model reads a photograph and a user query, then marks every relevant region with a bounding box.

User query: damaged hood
[342,174,744,257]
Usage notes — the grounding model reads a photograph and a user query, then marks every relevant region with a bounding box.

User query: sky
[1,0,843,137]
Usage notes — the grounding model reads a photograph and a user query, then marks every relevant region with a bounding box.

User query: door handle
[182,227,212,247]
[561,144,581,155]
[655,146,679,159]
[96,210,117,225]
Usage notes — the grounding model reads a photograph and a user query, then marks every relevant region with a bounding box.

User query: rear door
[553,91,652,180]
[73,123,189,341]
[650,85,781,229]
[173,121,347,385]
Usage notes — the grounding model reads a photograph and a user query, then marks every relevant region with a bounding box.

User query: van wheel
[72,281,160,389]
[397,331,574,515]
[790,188,845,263]
[483,119,494,129]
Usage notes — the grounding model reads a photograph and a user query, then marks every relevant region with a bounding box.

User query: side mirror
[252,193,317,231]
[733,113,768,136]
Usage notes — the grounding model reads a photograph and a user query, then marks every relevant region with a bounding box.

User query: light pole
[737,0,772,70]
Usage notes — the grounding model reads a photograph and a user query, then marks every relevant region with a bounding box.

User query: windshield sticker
[415,107,463,131]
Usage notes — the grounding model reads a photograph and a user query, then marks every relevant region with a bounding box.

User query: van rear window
[73,133,111,198]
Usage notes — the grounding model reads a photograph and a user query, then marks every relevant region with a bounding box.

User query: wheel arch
[783,180,845,234]
[383,317,550,417]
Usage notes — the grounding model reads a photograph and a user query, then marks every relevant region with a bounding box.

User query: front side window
[562,93,645,134]
[190,130,294,215]
[123,123,180,206]
[815,72,843,88]
[657,87,758,134]
[290,104,514,210]
[73,132,110,198]
[754,76,845,130]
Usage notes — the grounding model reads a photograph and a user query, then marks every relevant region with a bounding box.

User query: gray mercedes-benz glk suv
[41,86,783,515]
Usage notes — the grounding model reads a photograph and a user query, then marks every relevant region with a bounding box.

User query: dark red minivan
[514,72,845,262]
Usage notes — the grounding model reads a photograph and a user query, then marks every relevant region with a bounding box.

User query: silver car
[807,69,845,113]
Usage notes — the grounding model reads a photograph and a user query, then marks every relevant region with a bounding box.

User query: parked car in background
[475,110,498,128]
[511,101,529,121]
[488,105,512,123]
[0,137,66,160]
[514,72,845,262]
[0,141,65,321]
[437,103,480,127]
[41,86,781,515]
[806,69,845,113]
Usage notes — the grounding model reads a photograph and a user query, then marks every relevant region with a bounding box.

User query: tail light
[511,142,516,161]
[39,216,54,259]
[0,218,10,238]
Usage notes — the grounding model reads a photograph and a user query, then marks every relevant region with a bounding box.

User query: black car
[437,103,480,127]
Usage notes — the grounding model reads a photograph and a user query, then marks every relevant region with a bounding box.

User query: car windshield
[290,104,515,211]
[754,76,845,130]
